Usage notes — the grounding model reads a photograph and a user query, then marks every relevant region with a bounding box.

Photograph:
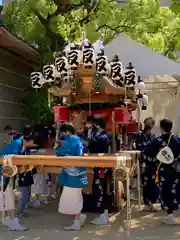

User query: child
[0,137,27,231]
[16,134,37,217]
[4,124,21,143]
[57,123,88,231]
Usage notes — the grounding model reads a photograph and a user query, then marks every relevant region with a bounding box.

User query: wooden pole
[112,110,116,153]
[54,123,60,149]
[0,154,133,168]
[36,167,93,174]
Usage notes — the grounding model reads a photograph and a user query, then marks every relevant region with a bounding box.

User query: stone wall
[0,48,34,146]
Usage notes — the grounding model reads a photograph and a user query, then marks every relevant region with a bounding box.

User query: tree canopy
[3,0,180,124]
[21,87,53,124]
[3,0,180,62]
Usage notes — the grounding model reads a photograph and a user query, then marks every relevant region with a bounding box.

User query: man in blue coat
[57,123,88,231]
[0,133,35,231]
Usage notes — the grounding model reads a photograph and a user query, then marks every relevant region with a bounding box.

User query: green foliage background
[3,0,180,123]
[3,0,180,62]
[21,87,53,124]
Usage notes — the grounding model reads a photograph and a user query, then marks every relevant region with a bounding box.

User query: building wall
[140,84,180,136]
[0,49,33,146]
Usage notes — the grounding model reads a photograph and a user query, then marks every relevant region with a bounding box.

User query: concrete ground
[1,200,180,240]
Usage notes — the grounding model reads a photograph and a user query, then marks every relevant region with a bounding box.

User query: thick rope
[2,155,17,177]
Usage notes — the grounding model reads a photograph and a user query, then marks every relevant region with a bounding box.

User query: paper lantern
[96,55,109,76]
[55,56,69,82]
[93,39,104,55]
[110,61,124,87]
[124,68,137,87]
[30,72,45,88]
[114,107,132,123]
[83,46,96,68]
[64,38,71,56]
[43,65,56,83]
[136,81,145,94]
[68,47,81,70]
[53,105,69,123]
[65,44,71,52]
[83,38,89,47]
[142,94,148,107]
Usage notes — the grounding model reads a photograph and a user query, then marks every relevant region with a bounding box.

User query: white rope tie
[113,155,130,206]
[2,155,17,177]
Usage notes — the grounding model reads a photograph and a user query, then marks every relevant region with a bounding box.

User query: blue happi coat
[0,137,23,184]
[56,135,88,188]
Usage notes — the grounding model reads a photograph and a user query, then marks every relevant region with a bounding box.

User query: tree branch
[31,1,100,53]
[48,0,97,20]
[31,8,48,27]
[53,2,83,13]
[96,23,133,32]
[47,6,62,20]
[163,32,180,56]
[79,0,100,26]
[31,8,66,52]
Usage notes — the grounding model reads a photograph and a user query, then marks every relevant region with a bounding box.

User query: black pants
[12,176,16,189]
[142,163,159,205]
[92,171,108,214]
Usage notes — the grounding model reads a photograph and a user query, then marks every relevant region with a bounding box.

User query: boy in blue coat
[0,136,27,230]
[16,134,37,218]
[57,123,88,231]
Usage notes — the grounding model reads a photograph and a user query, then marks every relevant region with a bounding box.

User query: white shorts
[58,187,83,215]
[0,185,15,211]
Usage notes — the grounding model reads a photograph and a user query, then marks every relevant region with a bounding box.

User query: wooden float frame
[0,151,141,236]
[0,154,131,168]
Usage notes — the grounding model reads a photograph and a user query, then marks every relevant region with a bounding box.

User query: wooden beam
[0,27,39,64]
[37,167,93,174]
[0,153,137,168]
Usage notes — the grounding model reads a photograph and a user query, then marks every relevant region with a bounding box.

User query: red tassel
[99,170,104,178]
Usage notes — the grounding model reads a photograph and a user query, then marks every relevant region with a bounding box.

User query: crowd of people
[0,116,180,231]
[137,117,180,225]
[0,118,111,231]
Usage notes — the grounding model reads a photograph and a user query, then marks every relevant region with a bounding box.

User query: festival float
[0,35,149,233]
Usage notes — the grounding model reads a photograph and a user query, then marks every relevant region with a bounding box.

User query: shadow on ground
[1,201,180,240]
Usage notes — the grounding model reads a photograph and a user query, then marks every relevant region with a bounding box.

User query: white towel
[58,186,83,215]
